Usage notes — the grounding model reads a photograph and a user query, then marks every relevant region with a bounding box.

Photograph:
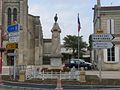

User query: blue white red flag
[78,13,81,32]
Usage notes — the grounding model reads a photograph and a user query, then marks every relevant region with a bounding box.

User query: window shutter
[115,46,119,62]
[107,19,114,34]
[111,19,114,34]
[107,19,110,33]
[104,49,107,63]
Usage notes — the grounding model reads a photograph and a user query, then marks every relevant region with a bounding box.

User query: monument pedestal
[50,55,62,68]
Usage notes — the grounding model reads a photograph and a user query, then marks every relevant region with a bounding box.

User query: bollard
[19,70,26,82]
[55,79,63,90]
[0,74,3,83]
[79,67,86,82]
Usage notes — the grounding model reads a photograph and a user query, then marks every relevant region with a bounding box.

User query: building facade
[0,0,62,67]
[92,1,120,70]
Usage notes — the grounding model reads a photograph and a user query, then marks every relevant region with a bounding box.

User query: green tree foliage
[63,35,88,58]
[88,34,92,50]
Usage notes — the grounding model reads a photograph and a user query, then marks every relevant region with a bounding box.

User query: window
[13,8,17,22]
[107,47,115,61]
[104,46,119,63]
[7,8,12,25]
[105,19,116,63]
[71,60,74,63]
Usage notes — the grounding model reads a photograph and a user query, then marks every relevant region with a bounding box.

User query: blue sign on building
[7,24,20,33]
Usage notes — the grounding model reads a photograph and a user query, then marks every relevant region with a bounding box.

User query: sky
[28,0,120,44]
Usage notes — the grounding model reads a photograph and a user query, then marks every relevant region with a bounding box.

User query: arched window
[7,8,12,25]
[13,8,17,22]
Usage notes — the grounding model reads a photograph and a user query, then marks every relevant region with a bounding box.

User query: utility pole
[97,0,102,83]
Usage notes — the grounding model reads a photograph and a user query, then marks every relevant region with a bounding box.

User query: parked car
[64,59,93,70]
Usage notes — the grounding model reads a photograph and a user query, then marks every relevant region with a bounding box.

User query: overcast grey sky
[28,0,120,44]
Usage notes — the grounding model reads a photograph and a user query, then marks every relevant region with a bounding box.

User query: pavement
[85,70,120,79]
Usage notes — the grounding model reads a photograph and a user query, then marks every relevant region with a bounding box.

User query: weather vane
[54,13,58,23]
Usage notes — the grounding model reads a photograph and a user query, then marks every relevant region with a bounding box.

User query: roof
[100,6,120,11]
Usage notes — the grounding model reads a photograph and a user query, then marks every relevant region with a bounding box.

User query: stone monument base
[50,57,62,67]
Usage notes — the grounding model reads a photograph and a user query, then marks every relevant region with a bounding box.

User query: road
[0,70,120,90]
[1,85,120,90]
[0,81,120,90]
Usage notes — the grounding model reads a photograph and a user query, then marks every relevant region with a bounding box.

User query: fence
[2,65,26,76]
[2,66,80,80]
[26,66,80,80]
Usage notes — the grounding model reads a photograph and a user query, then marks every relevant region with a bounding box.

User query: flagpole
[77,13,80,59]
[78,30,80,59]
[77,13,80,70]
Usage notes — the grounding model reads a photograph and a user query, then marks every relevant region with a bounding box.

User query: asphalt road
[1,86,120,90]
[1,81,120,90]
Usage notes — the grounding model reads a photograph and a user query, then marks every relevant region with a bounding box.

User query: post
[0,26,2,82]
[13,50,16,80]
[78,32,80,59]
[0,25,3,82]
[78,31,80,70]
[98,49,102,83]
[77,13,80,60]
[97,0,102,83]
[77,13,80,70]
[0,0,3,82]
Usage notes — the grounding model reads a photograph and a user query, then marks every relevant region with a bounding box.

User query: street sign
[9,36,19,42]
[92,42,114,49]
[8,32,19,42]
[91,34,114,41]
[7,24,20,33]
[9,32,19,37]
[6,43,18,49]
[7,53,17,56]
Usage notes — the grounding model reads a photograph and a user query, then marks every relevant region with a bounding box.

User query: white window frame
[104,45,119,63]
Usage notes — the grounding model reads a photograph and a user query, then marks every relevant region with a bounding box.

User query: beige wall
[93,6,120,70]
[28,15,36,65]
[43,41,52,54]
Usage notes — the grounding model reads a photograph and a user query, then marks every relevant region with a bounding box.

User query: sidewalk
[86,71,120,79]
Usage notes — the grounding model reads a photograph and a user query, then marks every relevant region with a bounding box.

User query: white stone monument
[50,14,62,67]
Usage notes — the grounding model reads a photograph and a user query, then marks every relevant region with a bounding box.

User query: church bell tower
[1,0,29,65]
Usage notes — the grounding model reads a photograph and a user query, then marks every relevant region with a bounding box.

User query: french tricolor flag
[78,13,81,32]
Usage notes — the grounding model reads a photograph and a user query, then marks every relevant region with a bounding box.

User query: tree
[88,34,92,50]
[63,35,88,58]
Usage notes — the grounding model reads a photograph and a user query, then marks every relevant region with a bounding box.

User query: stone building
[92,0,120,70]
[0,0,62,67]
